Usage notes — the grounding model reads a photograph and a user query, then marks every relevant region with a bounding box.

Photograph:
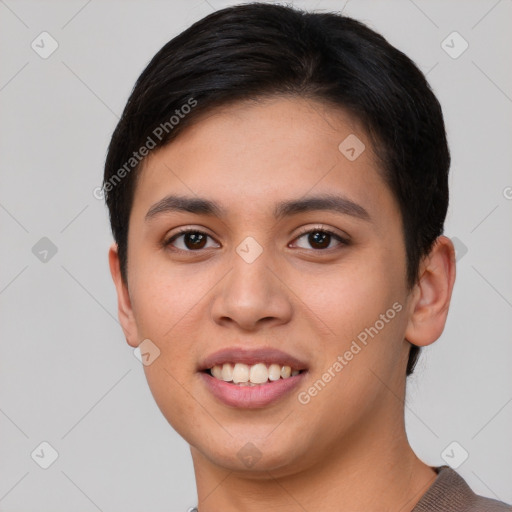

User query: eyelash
[163,225,349,253]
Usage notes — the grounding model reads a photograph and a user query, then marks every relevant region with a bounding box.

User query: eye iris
[309,231,330,249]
[184,232,207,250]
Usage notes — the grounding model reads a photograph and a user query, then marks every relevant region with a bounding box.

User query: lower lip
[199,371,307,408]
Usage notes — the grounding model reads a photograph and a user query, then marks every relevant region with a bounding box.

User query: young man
[103,3,511,511]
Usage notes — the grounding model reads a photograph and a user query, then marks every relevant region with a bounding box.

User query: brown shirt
[412,465,512,511]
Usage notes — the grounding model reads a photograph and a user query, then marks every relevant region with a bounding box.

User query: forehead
[132,96,398,226]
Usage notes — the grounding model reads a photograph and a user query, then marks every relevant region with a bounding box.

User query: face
[113,96,417,476]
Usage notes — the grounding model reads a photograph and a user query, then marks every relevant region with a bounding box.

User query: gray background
[0,0,511,510]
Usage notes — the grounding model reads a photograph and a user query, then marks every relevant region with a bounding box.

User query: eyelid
[293,224,350,242]
[168,226,215,238]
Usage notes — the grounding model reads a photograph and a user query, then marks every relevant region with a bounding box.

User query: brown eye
[165,229,219,251]
[292,228,348,251]
[306,231,331,249]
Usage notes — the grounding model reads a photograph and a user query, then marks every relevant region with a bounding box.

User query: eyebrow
[145,193,371,222]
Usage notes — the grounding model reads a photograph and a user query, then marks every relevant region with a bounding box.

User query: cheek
[295,258,401,334]
[141,360,201,443]
[128,250,210,340]
[295,266,407,416]
[129,262,208,435]
[291,252,408,385]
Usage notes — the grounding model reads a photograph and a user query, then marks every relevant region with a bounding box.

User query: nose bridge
[210,234,292,329]
[229,236,275,304]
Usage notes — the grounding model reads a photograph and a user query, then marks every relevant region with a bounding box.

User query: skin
[109,96,456,512]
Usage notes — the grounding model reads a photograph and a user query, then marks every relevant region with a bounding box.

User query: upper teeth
[210,363,301,384]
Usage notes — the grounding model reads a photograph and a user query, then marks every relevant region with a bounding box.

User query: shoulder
[413,465,512,512]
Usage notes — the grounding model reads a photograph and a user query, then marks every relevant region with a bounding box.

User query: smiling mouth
[203,362,306,386]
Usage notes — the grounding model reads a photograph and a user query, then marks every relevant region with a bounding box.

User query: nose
[209,247,293,332]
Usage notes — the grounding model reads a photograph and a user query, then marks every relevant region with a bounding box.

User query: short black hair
[103,2,450,376]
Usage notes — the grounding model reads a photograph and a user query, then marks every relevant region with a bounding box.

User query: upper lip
[199,347,309,371]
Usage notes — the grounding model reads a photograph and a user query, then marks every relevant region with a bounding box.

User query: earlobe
[404,236,456,348]
[108,243,140,348]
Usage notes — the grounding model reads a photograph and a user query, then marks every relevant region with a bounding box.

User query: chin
[191,431,313,477]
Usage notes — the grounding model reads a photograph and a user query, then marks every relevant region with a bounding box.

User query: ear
[108,242,140,348]
[404,235,456,347]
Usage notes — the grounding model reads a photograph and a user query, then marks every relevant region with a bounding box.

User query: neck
[190,406,437,512]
